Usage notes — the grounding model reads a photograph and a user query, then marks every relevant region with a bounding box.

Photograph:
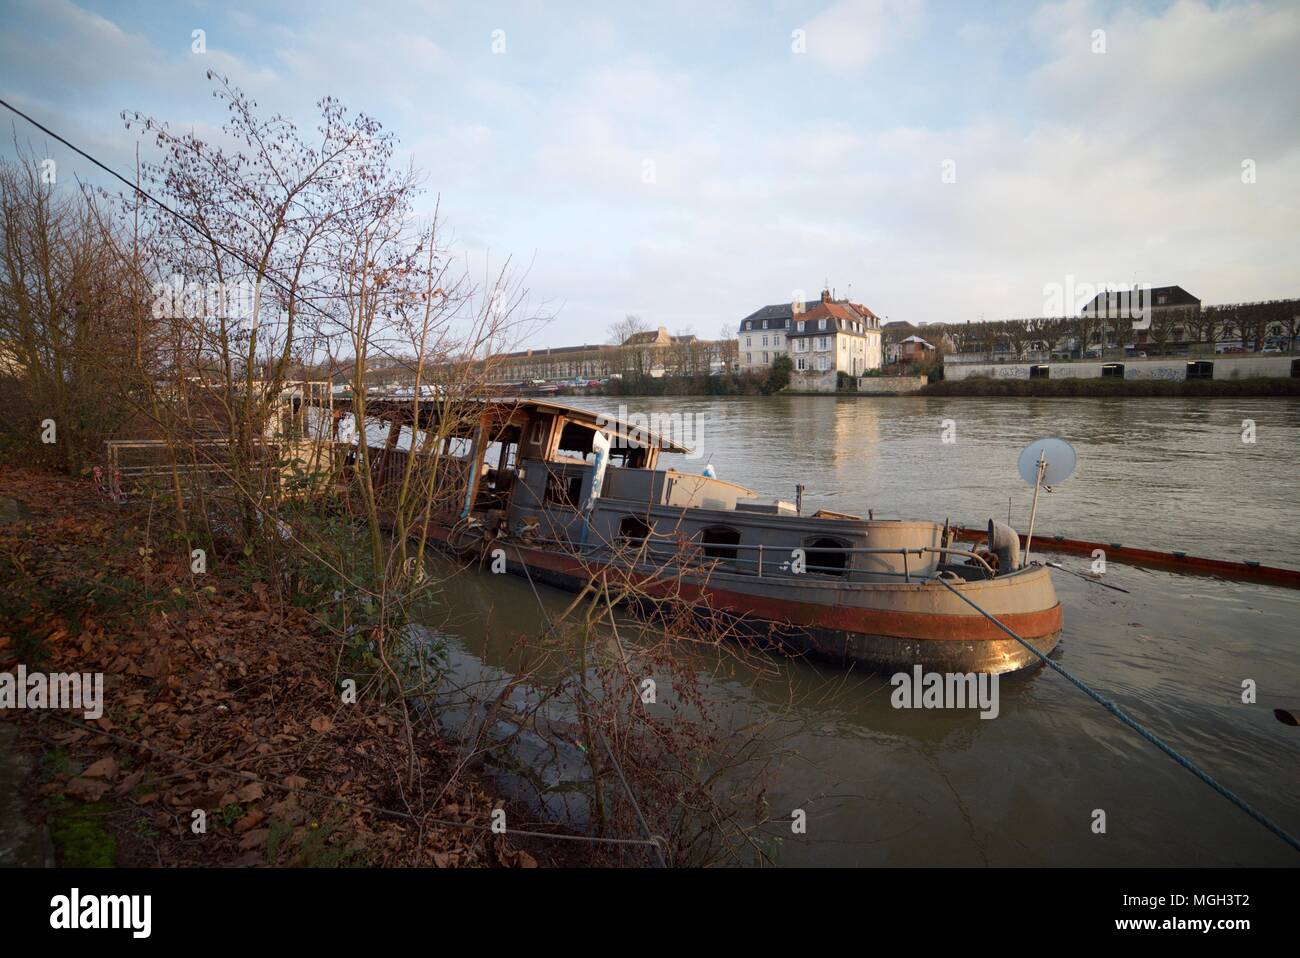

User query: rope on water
[931,573,1300,854]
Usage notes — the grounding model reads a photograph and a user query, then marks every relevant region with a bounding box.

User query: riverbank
[921,376,1300,397]
[0,466,592,867]
[521,373,1298,401]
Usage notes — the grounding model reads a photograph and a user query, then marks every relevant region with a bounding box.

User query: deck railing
[571,536,994,583]
[102,439,282,502]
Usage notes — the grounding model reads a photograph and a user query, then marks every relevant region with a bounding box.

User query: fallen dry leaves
[1,466,585,868]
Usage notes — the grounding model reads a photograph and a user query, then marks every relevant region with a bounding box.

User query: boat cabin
[324,397,955,584]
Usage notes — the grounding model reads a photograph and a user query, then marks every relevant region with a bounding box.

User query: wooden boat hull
[423,521,1063,675]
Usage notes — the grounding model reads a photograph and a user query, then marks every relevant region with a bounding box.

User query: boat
[324,397,1063,674]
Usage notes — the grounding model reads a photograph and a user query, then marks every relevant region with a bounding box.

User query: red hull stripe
[429,523,1063,644]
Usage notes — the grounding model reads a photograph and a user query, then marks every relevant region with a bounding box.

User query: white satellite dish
[1017,437,1077,567]
[1018,437,1077,487]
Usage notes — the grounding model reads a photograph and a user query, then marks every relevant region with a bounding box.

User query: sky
[1,0,1297,347]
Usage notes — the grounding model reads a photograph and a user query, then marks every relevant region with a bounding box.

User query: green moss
[46,798,117,867]
[221,803,244,828]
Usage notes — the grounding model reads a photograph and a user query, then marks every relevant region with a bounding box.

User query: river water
[415,395,1300,866]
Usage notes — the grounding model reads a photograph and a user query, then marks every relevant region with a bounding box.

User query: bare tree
[0,149,135,472]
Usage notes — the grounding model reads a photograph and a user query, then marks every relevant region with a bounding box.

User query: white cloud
[0,0,1295,343]
[802,0,926,73]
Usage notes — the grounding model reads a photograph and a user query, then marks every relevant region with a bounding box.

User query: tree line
[913,300,1299,357]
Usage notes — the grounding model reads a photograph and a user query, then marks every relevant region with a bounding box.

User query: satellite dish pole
[1024,448,1047,566]
[1017,437,1078,568]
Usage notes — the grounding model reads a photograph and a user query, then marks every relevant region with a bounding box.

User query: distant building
[478,328,726,383]
[738,287,882,374]
[1081,285,1200,319]
[887,335,935,365]
[786,290,883,375]
[622,326,696,347]
[735,302,811,371]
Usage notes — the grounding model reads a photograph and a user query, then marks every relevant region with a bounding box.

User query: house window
[745,336,751,347]
[762,352,768,363]
[700,525,741,561]
[744,352,751,364]
[773,335,781,347]
[819,318,827,330]
[797,321,805,332]
[761,335,768,346]
[762,320,768,329]
[818,336,829,351]
[1157,295,1167,305]
[796,357,806,370]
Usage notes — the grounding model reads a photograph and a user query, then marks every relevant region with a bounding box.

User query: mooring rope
[930,573,1300,854]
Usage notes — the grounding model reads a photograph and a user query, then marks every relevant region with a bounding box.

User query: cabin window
[529,420,546,446]
[700,525,741,562]
[805,537,849,576]
[485,438,519,470]
[1030,365,1050,379]
[445,436,474,458]
[544,472,584,509]
[619,515,650,543]
[1101,363,1125,379]
[558,422,607,458]
[1186,360,1214,380]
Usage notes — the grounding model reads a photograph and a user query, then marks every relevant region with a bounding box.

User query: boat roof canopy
[319,396,690,454]
[524,399,689,454]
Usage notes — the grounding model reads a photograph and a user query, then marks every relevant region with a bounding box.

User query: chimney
[821,288,832,303]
